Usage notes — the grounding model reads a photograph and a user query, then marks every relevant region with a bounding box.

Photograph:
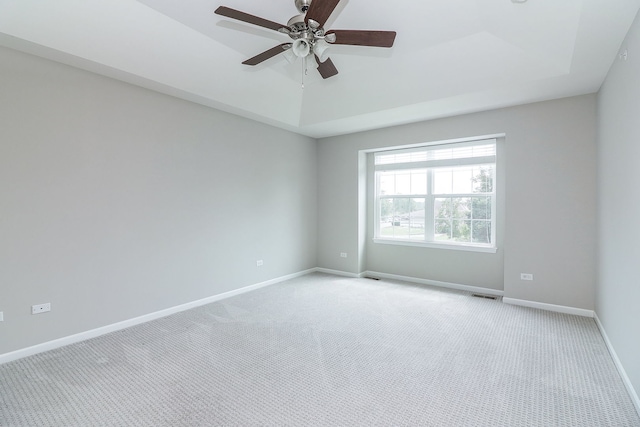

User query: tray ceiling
[1,0,639,137]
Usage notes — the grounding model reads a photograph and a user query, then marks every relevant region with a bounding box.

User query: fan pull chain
[301,55,307,89]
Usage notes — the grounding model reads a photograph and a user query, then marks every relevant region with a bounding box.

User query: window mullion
[374,172,381,239]
[425,169,434,241]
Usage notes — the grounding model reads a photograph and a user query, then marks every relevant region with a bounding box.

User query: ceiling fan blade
[327,30,397,47]
[243,44,290,66]
[304,0,341,28]
[215,6,287,32]
[315,55,338,79]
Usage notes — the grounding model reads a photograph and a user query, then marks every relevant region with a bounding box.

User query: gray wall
[0,46,317,355]
[597,9,640,400]
[318,95,597,308]
[0,42,603,358]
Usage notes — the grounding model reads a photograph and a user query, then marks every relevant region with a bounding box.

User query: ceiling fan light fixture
[307,19,320,30]
[313,39,331,62]
[292,38,311,57]
[324,33,336,43]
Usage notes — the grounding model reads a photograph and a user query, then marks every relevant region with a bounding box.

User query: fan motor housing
[287,14,307,33]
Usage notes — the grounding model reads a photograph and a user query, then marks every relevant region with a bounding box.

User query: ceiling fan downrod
[294,0,312,13]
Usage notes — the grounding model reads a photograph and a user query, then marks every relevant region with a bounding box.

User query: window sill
[373,238,498,253]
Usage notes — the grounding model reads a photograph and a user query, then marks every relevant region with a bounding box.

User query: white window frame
[372,138,497,253]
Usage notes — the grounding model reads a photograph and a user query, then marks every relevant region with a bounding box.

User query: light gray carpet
[1,273,639,426]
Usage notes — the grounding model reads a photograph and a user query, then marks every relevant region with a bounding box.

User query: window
[374,139,496,251]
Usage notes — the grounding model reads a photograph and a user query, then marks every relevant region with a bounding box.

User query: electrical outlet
[520,273,534,281]
[32,303,51,315]
[340,252,347,258]
[256,260,263,267]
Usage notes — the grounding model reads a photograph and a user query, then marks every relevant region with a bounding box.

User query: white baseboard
[363,270,504,297]
[0,268,316,365]
[594,313,640,417]
[502,297,594,318]
[314,267,362,278]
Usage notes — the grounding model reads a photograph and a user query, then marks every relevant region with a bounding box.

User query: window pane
[375,151,428,165]
[452,168,473,194]
[408,198,425,240]
[452,220,471,242]
[434,167,480,195]
[472,221,491,244]
[378,169,427,196]
[378,197,425,240]
[434,197,451,219]
[376,141,495,165]
[471,197,491,219]
[453,197,471,219]
[380,198,393,223]
[435,219,451,240]
[433,169,452,194]
[379,199,402,238]
[472,144,496,157]
[428,143,496,161]
[435,219,472,243]
[395,172,411,195]
[411,171,427,194]
[434,166,493,195]
[379,172,395,195]
[472,166,494,193]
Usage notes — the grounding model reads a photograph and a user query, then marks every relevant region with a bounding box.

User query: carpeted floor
[1,273,639,426]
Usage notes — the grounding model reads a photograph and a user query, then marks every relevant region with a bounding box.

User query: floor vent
[471,293,498,300]
[365,277,380,281]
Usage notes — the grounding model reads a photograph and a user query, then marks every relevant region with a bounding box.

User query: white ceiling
[1,0,639,138]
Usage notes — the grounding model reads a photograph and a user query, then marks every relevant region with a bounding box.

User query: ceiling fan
[214,0,397,80]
